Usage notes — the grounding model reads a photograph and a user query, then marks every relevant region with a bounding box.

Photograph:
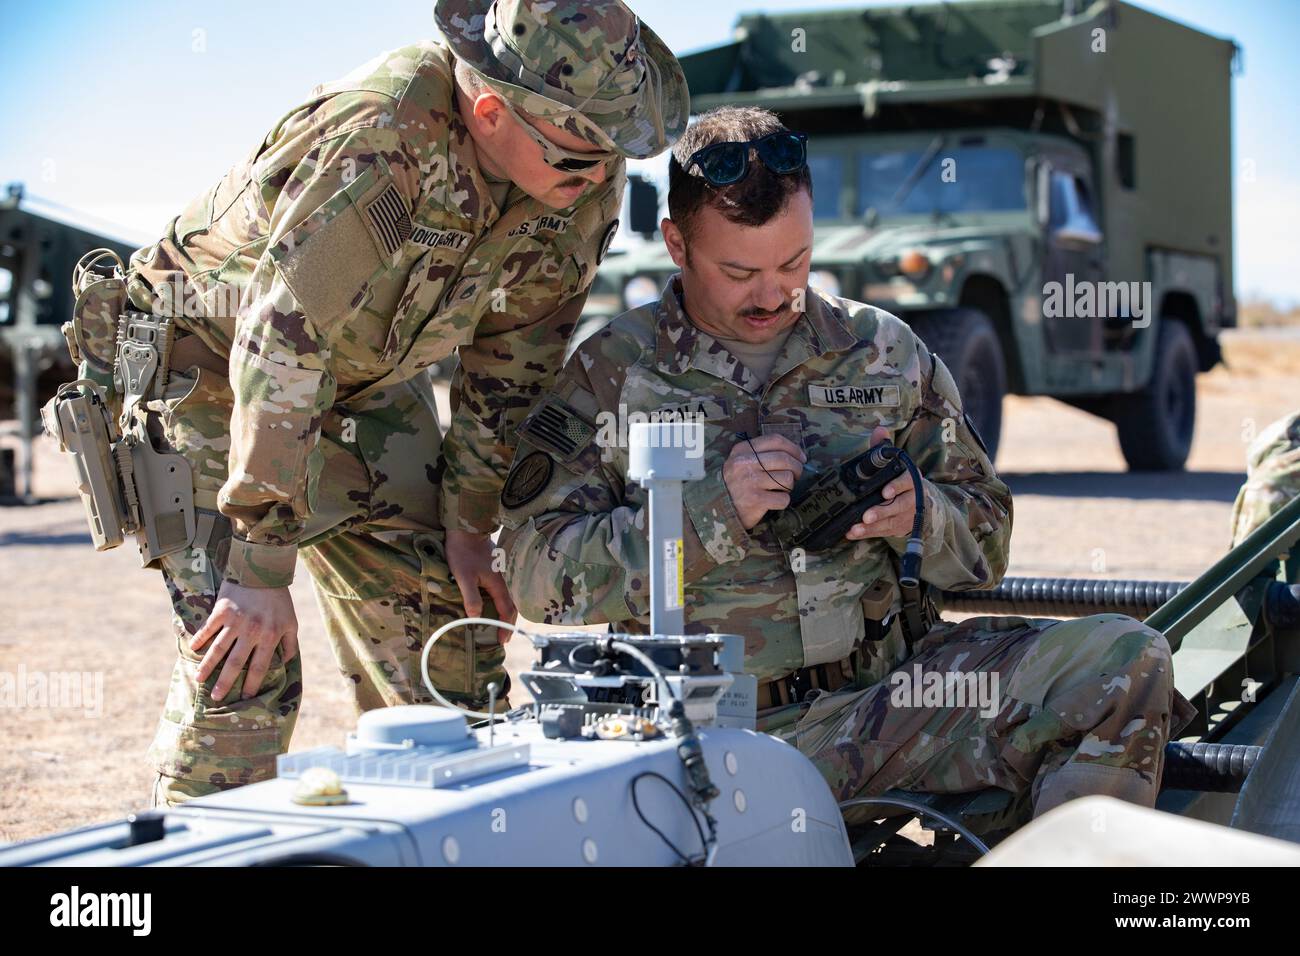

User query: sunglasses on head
[499,97,615,172]
[684,131,809,186]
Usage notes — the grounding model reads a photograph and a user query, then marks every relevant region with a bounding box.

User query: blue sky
[1,0,1296,304]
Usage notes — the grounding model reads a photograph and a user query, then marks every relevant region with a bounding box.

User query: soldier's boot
[146,527,302,808]
[997,613,1195,818]
[301,528,510,718]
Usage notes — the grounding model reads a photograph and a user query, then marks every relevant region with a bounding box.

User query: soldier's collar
[801,286,859,354]
[653,276,858,389]
[653,277,751,391]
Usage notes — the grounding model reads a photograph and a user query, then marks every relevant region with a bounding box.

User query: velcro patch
[275,207,381,326]
[410,224,473,252]
[760,419,804,449]
[364,183,412,258]
[651,398,730,423]
[518,398,597,461]
[808,383,901,407]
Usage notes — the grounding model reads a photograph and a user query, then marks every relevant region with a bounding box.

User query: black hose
[1160,742,1262,793]
[941,577,1187,620]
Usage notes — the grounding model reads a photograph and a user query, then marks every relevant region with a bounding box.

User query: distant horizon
[3,0,1296,305]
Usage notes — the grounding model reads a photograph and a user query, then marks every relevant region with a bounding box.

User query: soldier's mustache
[740,306,788,320]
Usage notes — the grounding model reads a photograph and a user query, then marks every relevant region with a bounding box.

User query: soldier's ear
[662,218,687,267]
[469,92,511,138]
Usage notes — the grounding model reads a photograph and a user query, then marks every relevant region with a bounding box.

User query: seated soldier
[498,106,1195,819]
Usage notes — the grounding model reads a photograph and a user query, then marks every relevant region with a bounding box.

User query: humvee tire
[1115,319,1197,472]
[908,309,1006,463]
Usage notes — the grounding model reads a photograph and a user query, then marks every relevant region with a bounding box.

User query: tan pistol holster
[46,256,197,565]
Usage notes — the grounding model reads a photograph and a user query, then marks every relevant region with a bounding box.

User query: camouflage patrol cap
[434,0,689,159]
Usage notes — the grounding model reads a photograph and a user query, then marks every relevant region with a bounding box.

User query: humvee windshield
[807,143,1028,221]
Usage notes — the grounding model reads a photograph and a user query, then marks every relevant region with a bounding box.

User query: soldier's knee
[1136,630,1177,705]
[1028,613,1175,713]
[1092,614,1173,686]
[1076,613,1170,665]
[1064,615,1178,728]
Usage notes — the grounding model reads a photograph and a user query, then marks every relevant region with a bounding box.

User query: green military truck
[585,0,1237,468]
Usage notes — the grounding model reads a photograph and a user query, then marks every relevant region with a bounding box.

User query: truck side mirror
[628,175,660,238]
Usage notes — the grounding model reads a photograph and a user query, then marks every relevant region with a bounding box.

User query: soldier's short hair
[454,56,527,118]
[454,56,490,99]
[667,106,813,241]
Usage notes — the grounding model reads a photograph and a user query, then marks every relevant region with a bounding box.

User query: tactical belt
[755,586,943,711]
[756,651,859,710]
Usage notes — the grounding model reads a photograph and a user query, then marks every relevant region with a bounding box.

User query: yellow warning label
[664,538,684,611]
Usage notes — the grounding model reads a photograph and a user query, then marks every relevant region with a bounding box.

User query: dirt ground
[1,329,1296,844]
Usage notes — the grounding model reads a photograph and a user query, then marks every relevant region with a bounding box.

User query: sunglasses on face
[499,98,615,172]
[684,131,809,186]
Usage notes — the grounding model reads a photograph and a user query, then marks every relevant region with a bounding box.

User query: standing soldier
[55,0,687,806]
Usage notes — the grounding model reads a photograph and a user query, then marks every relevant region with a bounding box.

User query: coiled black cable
[942,577,1187,620]
[1161,742,1262,793]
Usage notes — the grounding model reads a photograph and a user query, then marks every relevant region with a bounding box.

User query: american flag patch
[364,183,412,258]
[520,399,596,461]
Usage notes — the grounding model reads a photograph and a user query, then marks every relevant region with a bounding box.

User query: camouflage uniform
[1230,410,1300,546]
[65,0,688,805]
[499,278,1195,817]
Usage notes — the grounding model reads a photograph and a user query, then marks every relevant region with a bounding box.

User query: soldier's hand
[845,426,919,540]
[445,529,518,644]
[191,583,299,702]
[723,433,806,530]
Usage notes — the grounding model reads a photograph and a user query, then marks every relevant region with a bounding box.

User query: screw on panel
[724,751,738,775]
[733,789,747,813]
[582,838,598,864]
[573,797,589,823]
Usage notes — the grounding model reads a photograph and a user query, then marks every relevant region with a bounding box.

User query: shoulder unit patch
[597,219,619,265]
[501,451,555,510]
